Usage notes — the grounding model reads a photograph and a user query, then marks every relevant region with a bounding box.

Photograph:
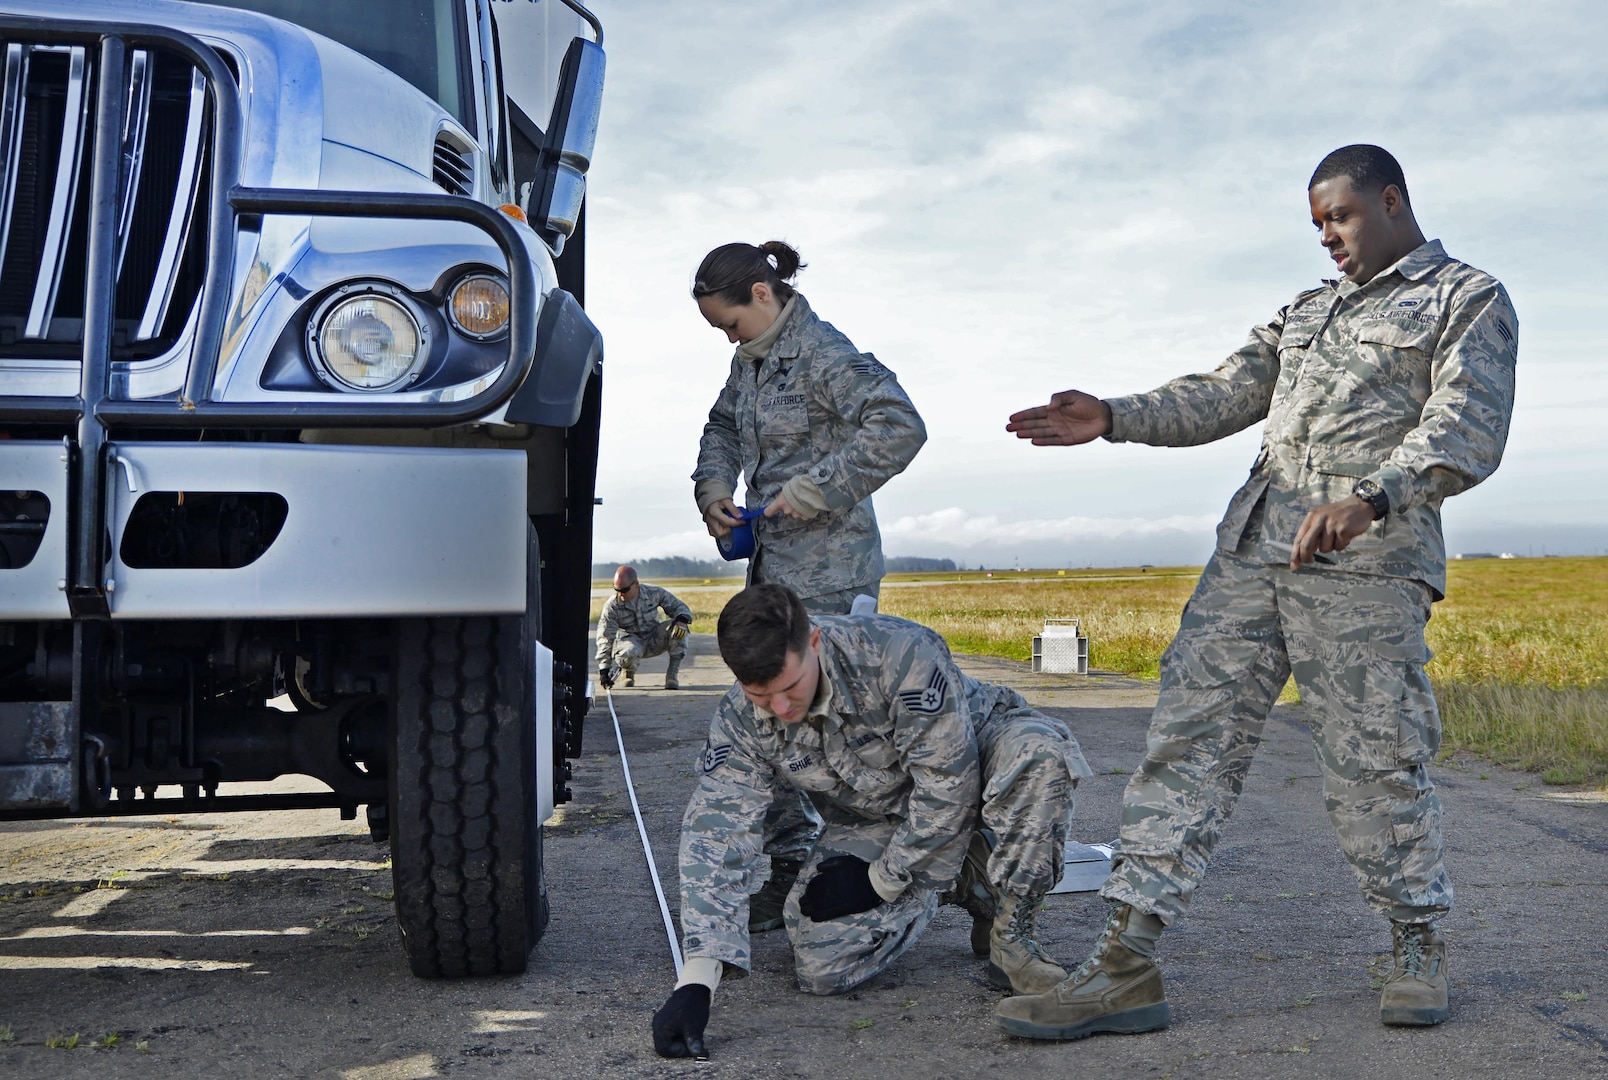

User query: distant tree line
[593,554,957,580]
[885,556,957,573]
[592,556,744,581]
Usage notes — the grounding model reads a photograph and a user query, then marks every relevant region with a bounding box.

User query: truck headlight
[306,284,431,392]
[447,272,510,340]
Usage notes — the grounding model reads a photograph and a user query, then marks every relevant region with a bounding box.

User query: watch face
[1354,480,1387,516]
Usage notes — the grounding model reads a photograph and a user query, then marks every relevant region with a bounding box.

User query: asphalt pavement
[0,632,1604,1078]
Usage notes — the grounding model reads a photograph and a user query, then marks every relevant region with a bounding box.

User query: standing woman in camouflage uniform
[690,241,928,928]
[691,240,927,615]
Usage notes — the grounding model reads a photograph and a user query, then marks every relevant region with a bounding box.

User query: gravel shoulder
[1,633,1604,1078]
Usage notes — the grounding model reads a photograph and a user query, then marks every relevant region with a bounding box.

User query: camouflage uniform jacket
[1104,241,1517,598]
[692,294,927,599]
[594,584,692,669]
[681,615,1054,971]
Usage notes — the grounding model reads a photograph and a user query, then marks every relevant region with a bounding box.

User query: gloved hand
[799,855,884,922]
[598,666,615,690]
[669,617,691,642]
[651,984,710,1059]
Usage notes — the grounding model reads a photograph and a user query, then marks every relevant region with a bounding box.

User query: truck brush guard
[0,16,542,620]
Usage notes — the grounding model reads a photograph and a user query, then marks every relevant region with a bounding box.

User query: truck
[0,0,606,979]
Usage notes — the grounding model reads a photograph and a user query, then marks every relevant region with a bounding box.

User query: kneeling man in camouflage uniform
[651,583,1091,1058]
[1001,144,1517,1039]
[595,566,693,690]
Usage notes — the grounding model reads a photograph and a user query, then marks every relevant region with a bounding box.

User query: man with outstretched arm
[651,583,1091,1058]
[997,144,1517,1040]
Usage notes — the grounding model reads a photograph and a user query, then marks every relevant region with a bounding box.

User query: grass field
[1427,556,1608,784]
[593,556,1608,785]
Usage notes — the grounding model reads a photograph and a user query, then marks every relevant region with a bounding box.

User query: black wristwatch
[1352,479,1390,520]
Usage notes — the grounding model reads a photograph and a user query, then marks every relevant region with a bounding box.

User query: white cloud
[880,507,1218,548]
[581,0,1608,565]
[593,524,715,562]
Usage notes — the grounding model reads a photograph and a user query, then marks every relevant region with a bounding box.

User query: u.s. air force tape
[700,742,733,773]
[897,668,949,714]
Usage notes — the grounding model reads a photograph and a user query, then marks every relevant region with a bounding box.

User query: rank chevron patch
[898,668,949,714]
[699,742,732,773]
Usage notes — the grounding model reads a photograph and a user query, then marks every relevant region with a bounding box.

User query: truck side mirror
[529,37,604,245]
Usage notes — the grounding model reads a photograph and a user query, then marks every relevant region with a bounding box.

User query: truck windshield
[186,0,472,127]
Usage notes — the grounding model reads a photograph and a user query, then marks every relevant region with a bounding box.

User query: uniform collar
[807,642,841,723]
[1330,239,1447,296]
[1389,238,1447,281]
[767,292,811,362]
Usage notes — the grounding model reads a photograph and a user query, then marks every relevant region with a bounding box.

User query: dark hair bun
[758,240,804,281]
[692,241,807,306]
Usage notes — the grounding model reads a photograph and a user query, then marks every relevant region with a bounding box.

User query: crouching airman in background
[596,566,694,690]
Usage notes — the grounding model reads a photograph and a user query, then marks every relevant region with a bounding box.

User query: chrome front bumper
[1,440,526,620]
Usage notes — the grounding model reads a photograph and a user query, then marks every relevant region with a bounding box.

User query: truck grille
[0,39,213,362]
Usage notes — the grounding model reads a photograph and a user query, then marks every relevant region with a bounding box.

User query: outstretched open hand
[1006,389,1113,446]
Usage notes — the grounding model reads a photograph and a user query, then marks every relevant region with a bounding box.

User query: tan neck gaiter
[735,293,798,362]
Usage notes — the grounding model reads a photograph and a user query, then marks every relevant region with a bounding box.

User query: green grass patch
[599,558,1608,784]
[880,571,1199,677]
[1437,683,1608,783]
[1429,557,1608,784]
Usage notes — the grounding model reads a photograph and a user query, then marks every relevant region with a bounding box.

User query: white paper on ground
[1049,840,1115,894]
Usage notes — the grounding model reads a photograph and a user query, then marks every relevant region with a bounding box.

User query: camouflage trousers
[750,545,883,616]
[1101,548,1451,925]
[782,703,1077,994]
[599,621,687,672]
[972,698,1079,899]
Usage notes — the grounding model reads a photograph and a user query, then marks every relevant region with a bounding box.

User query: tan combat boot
[987,893,1068,994]
[622,662,635,688]
[664,656,682,690]
[996,902,1170,1040]
[1380,921,1450,1026]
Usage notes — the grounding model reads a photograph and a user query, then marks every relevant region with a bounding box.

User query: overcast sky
[577,0,1607,569]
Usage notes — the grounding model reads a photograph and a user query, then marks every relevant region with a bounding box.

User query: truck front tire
[388,526,547,977]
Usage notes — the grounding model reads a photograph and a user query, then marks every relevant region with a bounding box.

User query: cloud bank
[584,0,1608,566]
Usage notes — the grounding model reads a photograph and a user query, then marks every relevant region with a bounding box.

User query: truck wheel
[388,525,546,977]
